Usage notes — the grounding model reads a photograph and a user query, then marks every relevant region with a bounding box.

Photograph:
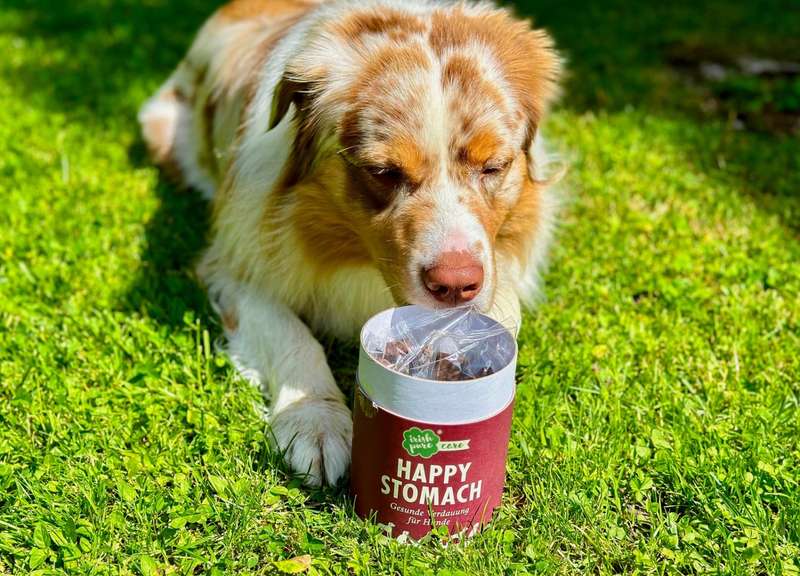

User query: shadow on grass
[515,0,800,114]
[513,0,800,238]
[125,144,213,328]
[3,0,218,119]
[0,0,222,326]
[681,130,800,237]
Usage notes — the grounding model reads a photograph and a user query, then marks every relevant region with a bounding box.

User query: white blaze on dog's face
[273,4,560,311]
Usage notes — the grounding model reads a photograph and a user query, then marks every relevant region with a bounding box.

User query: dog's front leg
[227,288,352,486]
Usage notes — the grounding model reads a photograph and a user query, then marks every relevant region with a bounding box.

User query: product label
[351,388,514,539]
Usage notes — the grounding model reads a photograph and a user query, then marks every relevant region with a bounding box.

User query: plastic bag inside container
[365,307,516,381]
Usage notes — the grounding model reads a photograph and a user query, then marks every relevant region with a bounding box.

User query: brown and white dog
[139,0,561,486]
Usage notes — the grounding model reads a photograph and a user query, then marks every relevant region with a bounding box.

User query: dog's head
[270,2,560,311]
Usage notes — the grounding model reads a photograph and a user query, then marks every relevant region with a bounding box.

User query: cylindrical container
[351,305,517,540]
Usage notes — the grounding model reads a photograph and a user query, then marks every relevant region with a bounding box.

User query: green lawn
[1,0,799,574]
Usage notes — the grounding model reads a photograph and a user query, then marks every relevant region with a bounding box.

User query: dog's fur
[139,0,561,485]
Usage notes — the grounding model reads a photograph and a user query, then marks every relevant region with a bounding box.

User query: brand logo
[402,427,470,458]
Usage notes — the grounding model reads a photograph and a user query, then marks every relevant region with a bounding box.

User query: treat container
[350,305,517,540]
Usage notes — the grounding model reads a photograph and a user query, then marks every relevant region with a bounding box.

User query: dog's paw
[270,397,352,486]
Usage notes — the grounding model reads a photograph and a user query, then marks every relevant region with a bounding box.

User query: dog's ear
[506,25,561,182]
[515,28,561,155]
[490,16,561,156]
[269,76,307,130]
[269,74,330,187]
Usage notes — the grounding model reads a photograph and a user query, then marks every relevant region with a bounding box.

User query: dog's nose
[422,251,484,305]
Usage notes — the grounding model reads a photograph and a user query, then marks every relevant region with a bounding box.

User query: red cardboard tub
[351,306,517,540]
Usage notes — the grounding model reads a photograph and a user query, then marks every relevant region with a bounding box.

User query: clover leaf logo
[402,427,440,458]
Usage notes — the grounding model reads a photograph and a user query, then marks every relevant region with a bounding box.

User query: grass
[1,0,799,573]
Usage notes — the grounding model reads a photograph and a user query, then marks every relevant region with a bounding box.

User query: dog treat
[378,339,495,381]
[367,307,512,381]
[377,338,411,367]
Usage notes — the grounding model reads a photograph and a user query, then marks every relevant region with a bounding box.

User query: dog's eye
[366,165,406,187]
[481,161,509,177]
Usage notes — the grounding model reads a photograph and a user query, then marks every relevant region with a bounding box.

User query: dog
[139,0,561,486]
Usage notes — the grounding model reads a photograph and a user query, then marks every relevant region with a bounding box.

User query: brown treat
[430,355,465,381]
[472,365,495,378]
[378,338,497,381]
[459,353,495,379]
[379,338,412,367]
